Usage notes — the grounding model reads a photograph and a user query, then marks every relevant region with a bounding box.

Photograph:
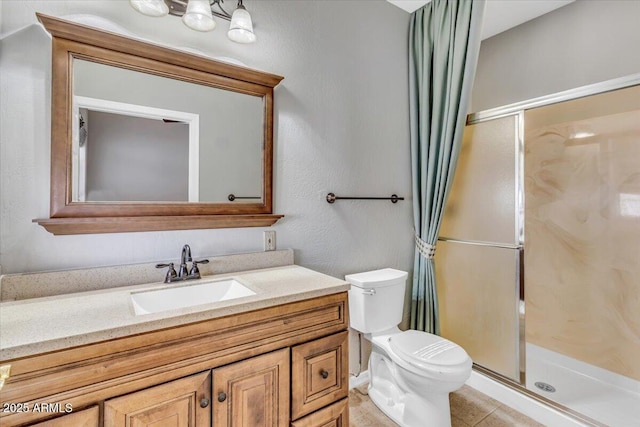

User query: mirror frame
[34,14,284,234]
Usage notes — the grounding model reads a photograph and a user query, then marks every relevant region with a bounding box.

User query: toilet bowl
[346,269,472,427]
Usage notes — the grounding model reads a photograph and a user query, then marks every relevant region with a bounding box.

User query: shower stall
[436,75,640,426]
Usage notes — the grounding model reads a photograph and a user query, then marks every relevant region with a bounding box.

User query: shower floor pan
[526,343,640,427]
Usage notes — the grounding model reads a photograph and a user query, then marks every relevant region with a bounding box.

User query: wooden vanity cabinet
[0,293,349,427]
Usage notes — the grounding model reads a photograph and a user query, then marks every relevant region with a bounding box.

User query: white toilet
[346,268,472,427]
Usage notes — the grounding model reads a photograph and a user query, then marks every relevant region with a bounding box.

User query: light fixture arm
[210,0,233,21]
[164,0,236,21]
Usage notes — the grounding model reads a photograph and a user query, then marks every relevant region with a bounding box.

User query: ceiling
[387,0,575,40]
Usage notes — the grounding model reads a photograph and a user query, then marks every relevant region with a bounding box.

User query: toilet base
[368,381,452,427]
[368,351,454,427]
[368,381,406,425]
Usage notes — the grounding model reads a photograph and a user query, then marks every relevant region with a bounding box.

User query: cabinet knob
[218,392,227,402]
[320,369,329,379]
[200,398,210,408]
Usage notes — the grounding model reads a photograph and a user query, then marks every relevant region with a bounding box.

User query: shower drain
[534,382,556,393]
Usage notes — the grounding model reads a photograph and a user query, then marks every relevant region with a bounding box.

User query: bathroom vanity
[0,263,350,427]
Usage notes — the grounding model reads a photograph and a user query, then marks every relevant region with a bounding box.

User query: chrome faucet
[178,244,192,279]
[156,244,209,283]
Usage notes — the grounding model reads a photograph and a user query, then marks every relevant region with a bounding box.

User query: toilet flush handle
[362,289,376,296]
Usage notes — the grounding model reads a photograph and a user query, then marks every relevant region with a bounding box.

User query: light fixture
[129,0,256,43]
[182,0,216,32]
[228,1,256,44]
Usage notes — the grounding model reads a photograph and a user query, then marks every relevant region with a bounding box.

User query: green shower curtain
[409,0,485,334]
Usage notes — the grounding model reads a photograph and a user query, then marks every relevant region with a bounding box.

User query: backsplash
[0,249,293,301]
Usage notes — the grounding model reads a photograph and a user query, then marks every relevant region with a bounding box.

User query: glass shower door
[436,114,523,383]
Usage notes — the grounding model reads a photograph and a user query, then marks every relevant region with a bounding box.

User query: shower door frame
[457,72,640,427]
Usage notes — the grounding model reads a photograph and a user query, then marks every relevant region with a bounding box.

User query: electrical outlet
[264,230,276,251]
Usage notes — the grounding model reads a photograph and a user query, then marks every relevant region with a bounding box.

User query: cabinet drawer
[291,331,348,420]
[290,398,348,427]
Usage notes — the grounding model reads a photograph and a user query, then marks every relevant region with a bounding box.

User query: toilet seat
[385,330,471,380]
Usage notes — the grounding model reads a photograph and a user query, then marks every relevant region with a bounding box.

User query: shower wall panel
[524,85,640,381]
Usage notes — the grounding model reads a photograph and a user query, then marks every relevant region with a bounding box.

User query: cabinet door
[291,332,348,420]
[104,371,211,427]
[290,398,348,427]
[29,406,99,427]
[213,348,290,427]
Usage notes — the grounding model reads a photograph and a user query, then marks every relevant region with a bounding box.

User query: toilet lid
[388,330,469,369]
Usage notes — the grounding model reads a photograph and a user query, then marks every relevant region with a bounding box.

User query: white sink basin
[130,278,256,315]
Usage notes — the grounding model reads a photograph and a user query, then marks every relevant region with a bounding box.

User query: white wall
[0,1,414,281]
[472,0,640,112]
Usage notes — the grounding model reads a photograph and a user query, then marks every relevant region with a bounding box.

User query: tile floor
[349,384,544,427]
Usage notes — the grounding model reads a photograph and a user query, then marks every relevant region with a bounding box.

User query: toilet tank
[346,268,408,334]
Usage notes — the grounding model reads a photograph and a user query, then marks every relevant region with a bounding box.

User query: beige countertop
[0,265,350,360]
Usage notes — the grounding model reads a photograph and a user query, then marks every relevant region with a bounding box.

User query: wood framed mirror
[34,14,284,235]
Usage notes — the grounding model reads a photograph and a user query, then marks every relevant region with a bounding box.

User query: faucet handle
[156,262,177,283]
[189,259,209,278]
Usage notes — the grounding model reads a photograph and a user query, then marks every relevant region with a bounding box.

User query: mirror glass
[72,59,264,203]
